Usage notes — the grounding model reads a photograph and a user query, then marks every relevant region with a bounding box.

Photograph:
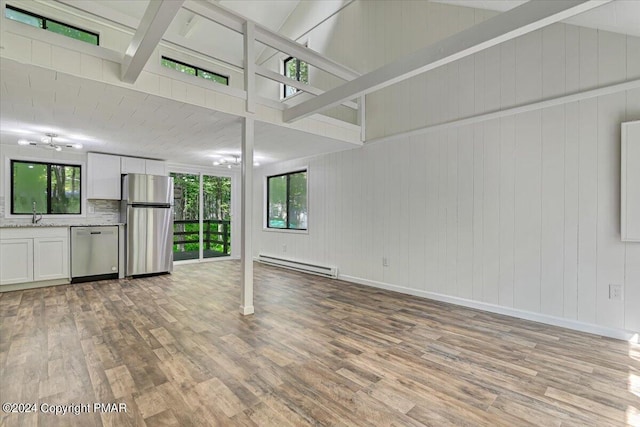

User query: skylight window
[4,5,99,45]
[161,56,229,86]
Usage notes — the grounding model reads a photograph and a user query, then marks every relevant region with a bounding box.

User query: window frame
[161,56,229,86]
[282,56,308,99]
[10,159,83,216]
[265,169,308,232]
[5,4,100,45]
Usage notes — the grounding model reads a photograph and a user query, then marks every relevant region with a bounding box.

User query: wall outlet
[282,244,287,253]
[383,257,389,267]
[609,284,623,301]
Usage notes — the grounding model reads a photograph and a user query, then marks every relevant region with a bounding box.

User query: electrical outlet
[383,257,389,267]
[609,284,623,301]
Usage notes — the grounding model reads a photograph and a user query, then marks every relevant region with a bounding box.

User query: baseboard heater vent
[257,254,338,279]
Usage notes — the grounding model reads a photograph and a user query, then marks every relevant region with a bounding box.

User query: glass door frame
[169,165,239,264]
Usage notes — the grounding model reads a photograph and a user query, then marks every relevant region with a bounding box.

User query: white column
[240,117,255,315]
[244,21,256,114]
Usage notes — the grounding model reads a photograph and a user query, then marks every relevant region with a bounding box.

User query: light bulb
[227,165,232,169]
[253,162,260,167]
[18,139,30,146]
[55,146,62,152]
[73,143,83,149]
[213,161,220,166]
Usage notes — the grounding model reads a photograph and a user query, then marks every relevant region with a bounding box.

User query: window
[11,160,81,215]
[161,56,229,86]
[283,56,308,98]
[267,170,307,230]
[5,5,99,45]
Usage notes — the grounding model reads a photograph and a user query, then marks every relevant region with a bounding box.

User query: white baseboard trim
[339,274,638,342]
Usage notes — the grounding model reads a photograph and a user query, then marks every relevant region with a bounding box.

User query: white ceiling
[430,0,640,37]
[0,59,357,166]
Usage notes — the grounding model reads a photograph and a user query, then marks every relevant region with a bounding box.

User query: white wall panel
[253,2,640,335]
[540,106,566,317]
[513,111,542,313]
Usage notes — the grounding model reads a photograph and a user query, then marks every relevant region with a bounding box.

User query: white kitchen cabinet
[622,120,640,242]
[121,156,146,174]
[145,159,168,176]
[121,157,167,176]
[87,153,122,200]
[0,227,69,287]
[0,238,33,285]
[33,236,69,281]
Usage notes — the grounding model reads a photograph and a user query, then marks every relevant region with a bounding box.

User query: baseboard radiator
[257,254,338,279]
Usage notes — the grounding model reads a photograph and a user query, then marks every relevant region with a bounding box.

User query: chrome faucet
[32,201,42,224]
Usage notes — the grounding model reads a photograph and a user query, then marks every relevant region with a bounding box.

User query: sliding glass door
[171,172,232,262]
[203,175,231,259]
[172,173,200,261]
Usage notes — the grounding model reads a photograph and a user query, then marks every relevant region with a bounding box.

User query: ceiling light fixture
[213,154,260,168]
[17,133,83,151]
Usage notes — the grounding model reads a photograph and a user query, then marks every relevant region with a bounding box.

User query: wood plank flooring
[1,261,638,426]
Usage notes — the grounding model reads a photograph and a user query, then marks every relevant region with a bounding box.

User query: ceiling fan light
[73,143,83,149]
[55,145,62,152]
[213,161,220,166]
[18,139,30,146]
[227,164,232,169]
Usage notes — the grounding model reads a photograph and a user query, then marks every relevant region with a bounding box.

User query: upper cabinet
[87,153,121,200]
[145,160,168,176]
[88,154,168,200]
[121,157,167,176]
[121,156,146,174]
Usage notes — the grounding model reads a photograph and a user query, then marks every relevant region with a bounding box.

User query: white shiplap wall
[254,3,640,335]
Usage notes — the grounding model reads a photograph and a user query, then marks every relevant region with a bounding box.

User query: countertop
[0,223,124,228]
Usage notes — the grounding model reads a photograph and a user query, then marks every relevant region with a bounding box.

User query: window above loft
[161,56,229,86]
[11,160,82,215]
[4,5,99,45]
[283,56,308,98]
[266,170,307,231]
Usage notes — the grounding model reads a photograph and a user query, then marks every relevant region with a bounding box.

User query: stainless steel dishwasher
[71,226,119,283]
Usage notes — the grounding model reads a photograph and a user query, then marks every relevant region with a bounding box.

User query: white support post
[240,117,255,316]
[244,21,256,114]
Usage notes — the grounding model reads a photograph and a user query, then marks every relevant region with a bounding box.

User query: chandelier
[18,133,83,152]
[213,154,260,168]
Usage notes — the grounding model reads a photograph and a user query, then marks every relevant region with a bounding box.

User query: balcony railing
[173,219,230,259]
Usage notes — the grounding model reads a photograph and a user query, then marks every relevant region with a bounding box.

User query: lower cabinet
[0,238,33,284]
[33,236,69,281]
[0,228,69,287]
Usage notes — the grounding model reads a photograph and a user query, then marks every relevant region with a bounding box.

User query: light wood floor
[1,261,638,426]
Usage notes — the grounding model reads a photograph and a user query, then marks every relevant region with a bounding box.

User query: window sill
[262,227,308,235]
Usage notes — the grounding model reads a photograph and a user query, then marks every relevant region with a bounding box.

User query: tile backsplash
[0,196,121,226]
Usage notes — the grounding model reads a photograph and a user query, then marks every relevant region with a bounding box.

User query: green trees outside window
[161,57,229,86]
[11,161,81,215]
[267,170,307,230]
[283,56,309,98]
[5,5,99,45]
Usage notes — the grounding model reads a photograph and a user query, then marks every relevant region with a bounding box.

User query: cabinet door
[33,236,69,281]
[121,157,146,174]
[145,160,167,176]
[0,239,34,285]
[87,153,121,199]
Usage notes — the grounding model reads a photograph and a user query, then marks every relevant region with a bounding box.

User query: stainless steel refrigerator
[121,174,174,276]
